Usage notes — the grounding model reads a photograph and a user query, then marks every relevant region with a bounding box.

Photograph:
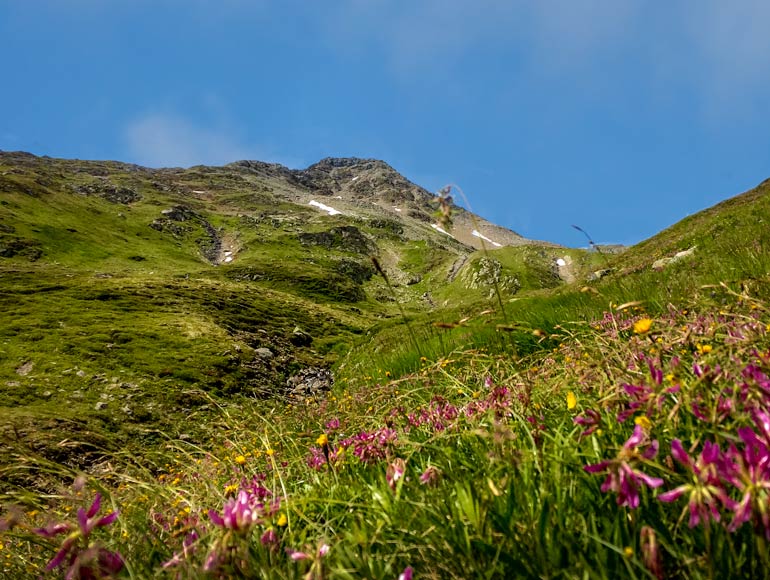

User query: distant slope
[0,151,572,486]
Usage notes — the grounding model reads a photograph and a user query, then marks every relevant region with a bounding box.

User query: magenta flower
[584,425,663,508]
[640,526,662,579]
[33,493,123,579]
[399,565,414,580]
[325,418,340,431]
[386,458,407,490]
[419,465,441,486]
[574,409,601,437]
[658,440,735,527]
[208,489,278,532]
[720,414,770,537]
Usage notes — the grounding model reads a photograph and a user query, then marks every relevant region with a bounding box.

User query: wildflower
[234,455,247,465]
[574,409,601,437]
[316,433,329,446]
[325,418,340,431]
[33,493,123,579]
[584,425,663,508]
[399,566,414,580]
[640,526,663,579]
[657,440,734,527]
[419,465,442,486]
[386,458,406,490]
[276,513,288,527]
[634,318,653,334]
[623,546,633,558]
[720,412,770,537]
[260,528,279,549]
[208,490,277,532]
[566,391,577,410]
[634,415,652,431]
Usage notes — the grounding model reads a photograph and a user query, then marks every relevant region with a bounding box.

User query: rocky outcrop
[652,246,697,270]
[461,257,521,298]
[150,205,221,264]
[75,180,142,204]
[298,226,378,255]
[285,367,333,399]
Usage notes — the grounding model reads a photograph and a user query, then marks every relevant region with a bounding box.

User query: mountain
[0,151,587,486]
[4,150,768,493]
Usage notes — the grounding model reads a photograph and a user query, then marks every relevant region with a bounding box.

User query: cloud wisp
[124,113,287,169]
[125,114,253,168]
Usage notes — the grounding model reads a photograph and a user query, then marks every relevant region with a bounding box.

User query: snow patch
[192,190,206,194]
[393,207,402,212]
[309,200,342,216]
[224,256,233,263]
[431,224,454,238]
[351,176,360,182]
[471,229,502,247]
[556,258,567,267]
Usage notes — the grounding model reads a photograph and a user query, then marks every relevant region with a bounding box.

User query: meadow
[3,157,770,578]
[3,279,770,578]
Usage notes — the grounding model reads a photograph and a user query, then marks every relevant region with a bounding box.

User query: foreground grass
[2,284,770,578]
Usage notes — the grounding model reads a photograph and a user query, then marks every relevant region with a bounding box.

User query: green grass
[3,154,770,577]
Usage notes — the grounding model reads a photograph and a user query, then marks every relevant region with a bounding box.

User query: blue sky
[2,1,770,246]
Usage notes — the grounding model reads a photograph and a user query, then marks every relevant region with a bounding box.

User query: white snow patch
[224,256,233,263]
[471,229,502,247]
[224,251,232,257]
[351,176,360,182]
[192,190,206,194]
[556,258,567,267]
[431,224,454,238]
[309,200,342,216]
[393,207,402,212]
[336,196,343,199]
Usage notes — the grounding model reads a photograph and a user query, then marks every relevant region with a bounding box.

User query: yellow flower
[566,391,577,410]
[623,546,633,558]
[634,415,652,430]
[633,318,653,334]
[265,448,275,457]
[276,513,288,527]
[224,484,238,495]
[316,433,329,446]
[697,344,712,354]
[234,455,247,465]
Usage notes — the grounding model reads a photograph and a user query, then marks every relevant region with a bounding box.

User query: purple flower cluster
[208,489,280,532]
[659,410,770,536]
[340,427,398,464]
[584,425,663,508]
[33,492,123,579]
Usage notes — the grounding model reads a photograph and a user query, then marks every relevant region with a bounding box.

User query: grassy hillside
[2,154,770,578]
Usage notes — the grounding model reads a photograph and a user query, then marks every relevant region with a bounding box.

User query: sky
[2,1,770,247]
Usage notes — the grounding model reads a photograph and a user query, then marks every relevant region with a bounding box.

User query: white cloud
[123,114,298,168]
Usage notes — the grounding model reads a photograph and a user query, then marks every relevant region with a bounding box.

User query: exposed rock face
[286,367,333,399]
[290,327,313,347]
[75,180,142,204]
[461,257,521,298]
[150,205,221,264]
[652,246,697,270]
[298,226,377,255]
[336,259,375,283]
[0,236,42,260]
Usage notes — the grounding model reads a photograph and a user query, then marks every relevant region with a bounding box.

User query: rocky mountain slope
[0,151,591,485]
